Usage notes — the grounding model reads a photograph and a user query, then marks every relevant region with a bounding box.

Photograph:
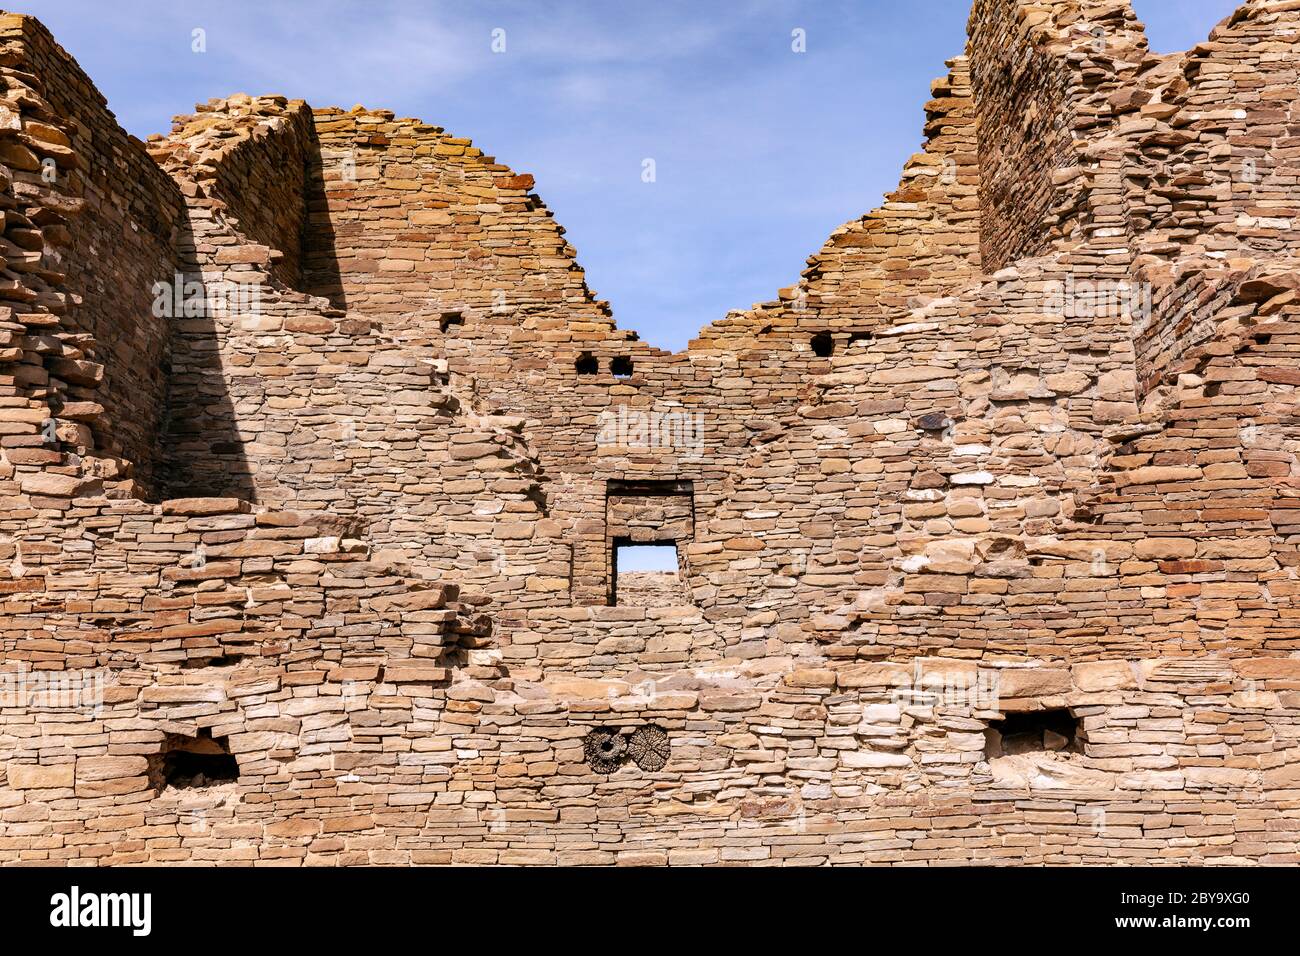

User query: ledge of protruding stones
[17,471,102,498]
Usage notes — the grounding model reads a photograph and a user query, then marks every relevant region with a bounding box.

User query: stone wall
[0,14,182,497]
[970,0,1149,269]
[2,0,1300,866]
[146,97,565,608]
[1117,0,1300,394]
[170,96,315,291]
[969,0,1074,269]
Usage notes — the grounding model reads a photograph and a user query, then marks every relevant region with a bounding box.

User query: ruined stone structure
[3,0,1300,865]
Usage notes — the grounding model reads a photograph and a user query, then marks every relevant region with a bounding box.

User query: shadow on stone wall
[154,211,256,503]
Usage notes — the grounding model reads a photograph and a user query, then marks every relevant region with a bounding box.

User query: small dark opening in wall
[439,311,464,333]
[1254,333,1272,345]
[181,654,242,669]
[152,729,240,792]
[575,351,599,375]
[848,332,873,347]
[916,412,952,431]
[1204,382,1222,397]
[610,356,634,377]
[985,708,1080,758]
[811,333,834,357]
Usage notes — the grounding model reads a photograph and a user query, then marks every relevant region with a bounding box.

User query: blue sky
[19,0,1241,351]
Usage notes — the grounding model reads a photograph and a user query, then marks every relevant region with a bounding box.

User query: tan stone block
[870,365,953,384]
[266,818,321,838]
[698,692,762,712]
[384,661,448,683]
[543,678,629,700]
[8,762,74,789]
[996,667,1071,698]
[1071,660,1136,691]
[785,668,836,689]
[1134,538,1196,559]
[322,815,375,833]
[162,497,249,516]
[76,755,148,781]
[836,663,911,688]
[1236,658,1300,680]
[1263,760,1300,789]
[18,472,97,497]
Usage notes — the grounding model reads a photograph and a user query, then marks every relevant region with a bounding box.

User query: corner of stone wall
[0,11,183,504]
[969,0,1149,270]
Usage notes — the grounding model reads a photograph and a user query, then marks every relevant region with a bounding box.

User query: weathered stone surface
[8,763,74,789]
[997,668,1072,698]
[1072,661,1137,692]
[161,497,249,516]
[1,0,1299,868]
[18,472,96,497]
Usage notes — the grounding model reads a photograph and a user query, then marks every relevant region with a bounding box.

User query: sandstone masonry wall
[1,0,1299,866]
